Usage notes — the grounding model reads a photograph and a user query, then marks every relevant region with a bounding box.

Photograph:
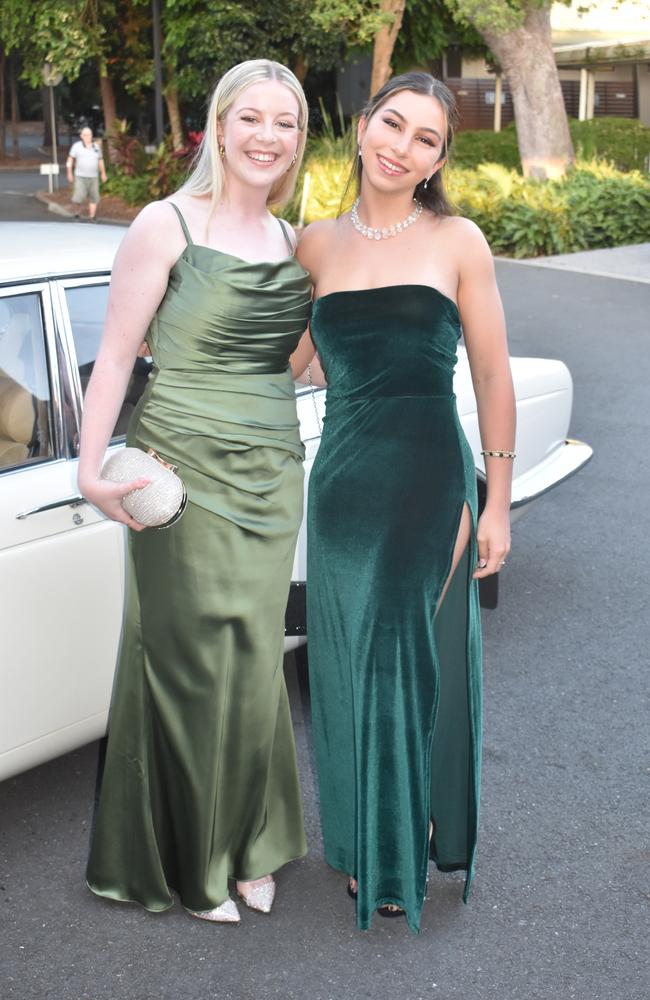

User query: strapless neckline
[314,283,459,319]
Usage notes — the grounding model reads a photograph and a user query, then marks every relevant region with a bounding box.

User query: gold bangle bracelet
[480,449,516,459]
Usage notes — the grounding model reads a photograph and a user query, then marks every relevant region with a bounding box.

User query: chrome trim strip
[40,282,67,460]
[0,269,112,290]
[50,279,84,454]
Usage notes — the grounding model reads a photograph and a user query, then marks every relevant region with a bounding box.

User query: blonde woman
[298,73,515,932]
[80,60,311,924]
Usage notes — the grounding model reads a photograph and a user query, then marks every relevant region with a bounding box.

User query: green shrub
[569,117,650,173]
[103,120,196,206]
[452,123,521,171]
[448,160,650,257]
[451,117,650,174]
[103,171,151,206]
[284,106,356,224]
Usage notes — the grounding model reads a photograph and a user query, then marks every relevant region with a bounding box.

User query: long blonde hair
[179,59,308,212]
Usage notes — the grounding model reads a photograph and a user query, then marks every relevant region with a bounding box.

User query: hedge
[452,118,650,174]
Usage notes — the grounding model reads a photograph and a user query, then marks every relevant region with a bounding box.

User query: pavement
[512,242,650,284]
[0,171,649,1000]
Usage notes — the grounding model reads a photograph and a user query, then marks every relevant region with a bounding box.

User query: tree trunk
[164,84,185,151]
[482,7,574,179]
[41,87,52,149]
[370,0,406,97]
[10,53,20,157]
[0,46,6,162]
[293,53,309,85]
[99,68,118,162]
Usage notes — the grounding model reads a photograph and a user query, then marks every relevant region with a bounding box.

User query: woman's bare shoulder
[296,218,341,274]
[438,213,488,245]
[120,200,186,264]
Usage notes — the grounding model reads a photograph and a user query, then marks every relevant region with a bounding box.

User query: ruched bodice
[307,284,481,934]
[312,284,460,398]
[131,243,312,514]
[149,246,312,375]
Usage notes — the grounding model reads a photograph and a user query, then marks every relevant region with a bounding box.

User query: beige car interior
[0,300,51,470]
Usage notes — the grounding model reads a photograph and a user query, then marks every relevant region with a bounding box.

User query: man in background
[66,126,107,221]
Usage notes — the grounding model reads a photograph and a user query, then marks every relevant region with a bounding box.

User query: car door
[0,277,144,781]
[0,281,118,779]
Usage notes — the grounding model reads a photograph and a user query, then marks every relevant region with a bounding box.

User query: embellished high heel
[236,875,276,914]
[184,897,241,924]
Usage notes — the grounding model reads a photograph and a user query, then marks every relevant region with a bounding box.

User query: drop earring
[219,144,225,160]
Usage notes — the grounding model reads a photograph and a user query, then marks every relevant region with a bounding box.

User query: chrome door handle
[16,496,87,519]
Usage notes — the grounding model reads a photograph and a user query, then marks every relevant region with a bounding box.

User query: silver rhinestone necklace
[350,197,423,240]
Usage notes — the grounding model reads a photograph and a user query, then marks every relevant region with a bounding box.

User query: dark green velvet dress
[86,205,311,912]
[307,284,482,933]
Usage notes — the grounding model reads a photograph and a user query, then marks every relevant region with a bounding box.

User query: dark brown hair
[350,71,458,217]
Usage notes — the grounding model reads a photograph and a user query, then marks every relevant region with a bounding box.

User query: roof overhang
[553,37,650,69]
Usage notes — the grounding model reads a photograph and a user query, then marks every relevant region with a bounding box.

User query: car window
[0,292,53,472]
[65,283,151,440]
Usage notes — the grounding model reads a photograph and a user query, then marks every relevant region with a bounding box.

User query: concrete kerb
[34,190,74,217]
[501,243,650,285]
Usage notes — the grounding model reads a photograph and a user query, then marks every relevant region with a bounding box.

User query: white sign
[40,163,60,174]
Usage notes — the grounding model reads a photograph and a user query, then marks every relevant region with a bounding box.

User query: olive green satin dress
[307,285,482,933]
[86,204,311,912]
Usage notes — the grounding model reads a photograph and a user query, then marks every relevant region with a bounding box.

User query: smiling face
[218,80,301,193]
[357,89,447,195]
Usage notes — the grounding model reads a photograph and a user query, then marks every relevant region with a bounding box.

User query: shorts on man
[72,175,100,205]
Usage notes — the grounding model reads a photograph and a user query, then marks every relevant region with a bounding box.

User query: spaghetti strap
[277,218,295,255]
[168,202,193,245]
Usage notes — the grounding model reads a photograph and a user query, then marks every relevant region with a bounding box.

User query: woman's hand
[80,476,151,532]
[473,505,511,579]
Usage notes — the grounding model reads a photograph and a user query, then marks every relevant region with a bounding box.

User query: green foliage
[107,119,148,176]
[162,0,359,104]
[451,118,650,175]
[2,0,95,87]
[104,133,194,204]
[284,107,357,223]
[569,117,650,173]
[452,123,521,170]
[444,0,530,36]
[310,0,391,47]
[448,161,650,257]
[395,0,486,69]
[103,170,151,206]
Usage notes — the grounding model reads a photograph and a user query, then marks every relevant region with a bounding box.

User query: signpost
[39,162,60,194]
[42,62,63,189]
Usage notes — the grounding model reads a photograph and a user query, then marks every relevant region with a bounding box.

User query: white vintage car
[0,222,591,781]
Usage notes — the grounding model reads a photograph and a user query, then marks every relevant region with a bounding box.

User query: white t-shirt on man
[68,140,102,178]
